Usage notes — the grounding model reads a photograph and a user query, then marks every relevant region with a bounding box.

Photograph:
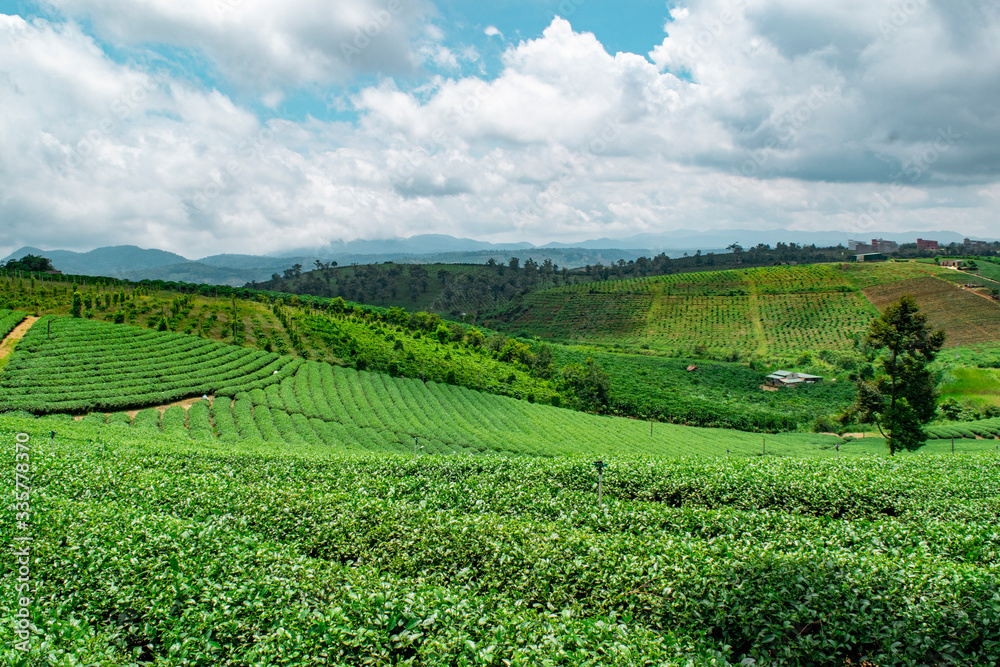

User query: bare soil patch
[0,316,39,363]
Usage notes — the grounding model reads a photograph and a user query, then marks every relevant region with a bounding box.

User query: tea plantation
[3,271,1000,666]
[2,412,999,666]
[0,316,301,414]
[486,264,878,357]
[487,261,1000,358]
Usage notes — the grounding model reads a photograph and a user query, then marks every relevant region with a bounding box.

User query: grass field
[938,367,1000,408]
[973,258,1000,283]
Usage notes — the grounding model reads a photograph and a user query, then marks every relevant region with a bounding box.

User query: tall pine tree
[845,295,946,455]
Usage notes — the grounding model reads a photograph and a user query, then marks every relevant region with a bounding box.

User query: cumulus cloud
[46,0,437,90]
[1,2,999,259]
[651,0,1000,183]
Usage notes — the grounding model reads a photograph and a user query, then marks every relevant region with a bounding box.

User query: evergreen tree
[843,295,945,455]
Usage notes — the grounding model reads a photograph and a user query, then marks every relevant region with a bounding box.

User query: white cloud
[2,4,999,259]
[48,0,437,90]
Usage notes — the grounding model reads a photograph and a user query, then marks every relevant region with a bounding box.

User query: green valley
[2,254,1000,666]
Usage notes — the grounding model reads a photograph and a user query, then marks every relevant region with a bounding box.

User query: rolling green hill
[253,261,587,316]
[3,265,1000,665]
[551,347,857,431]
[0,315,842,456]
[487,263,876,358]
[4,260,997,434]
[486,261,1000,358]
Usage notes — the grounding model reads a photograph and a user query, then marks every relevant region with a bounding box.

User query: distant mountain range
[4,230,990,286]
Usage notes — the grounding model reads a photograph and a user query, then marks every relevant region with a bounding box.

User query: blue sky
[1,0,998,256]
[0,0,676,123]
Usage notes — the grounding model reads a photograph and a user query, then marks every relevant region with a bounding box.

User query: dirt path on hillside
[0,316,39,364]
[747,281,768,357]
[126,395,215,419]
[965,286,1000,306]
[73,395,216,422]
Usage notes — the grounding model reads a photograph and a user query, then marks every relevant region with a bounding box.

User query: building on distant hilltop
[765,371,823,388]
[856,252,887,262]
[940,259,966,268]
[964,238,990,253]
[873,238,898,253]
[916,238,939,250]
[848,238,898,254]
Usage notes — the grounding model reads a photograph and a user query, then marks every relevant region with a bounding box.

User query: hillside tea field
[0,313,853,454]
[489,261,1000,359]
[2,414,999,666]
[300,312,559,405]
[551,347,856,431]
[490,264,879,357]
[862,276,1000,347]
[0,316,302,413]
[0,309,27,340]
[65,359,852,458]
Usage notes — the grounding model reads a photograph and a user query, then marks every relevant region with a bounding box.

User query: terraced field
[489,261,1000,357]
[0,313,853,455]
[0,316,301,413]
[3,294,999,666]
[81,360,851,458]
[927,416,1000,440]
[0,308,27,339]
[490,264,878,357]
[835,259,940,288]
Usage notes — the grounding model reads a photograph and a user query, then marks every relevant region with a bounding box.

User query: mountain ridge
[4,229,990,286]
